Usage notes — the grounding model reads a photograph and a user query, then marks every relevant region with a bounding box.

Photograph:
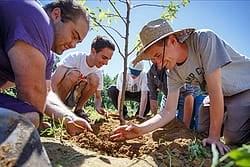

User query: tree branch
[93,24,125,39]
[133,4,168,9]
[90,15,124,58]
[109,0,127,25]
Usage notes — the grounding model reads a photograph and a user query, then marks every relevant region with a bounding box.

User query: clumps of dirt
[68,117,212,166]
[0,144,17,167]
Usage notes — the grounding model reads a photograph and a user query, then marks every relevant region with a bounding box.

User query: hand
[202,137,231,155]
[110,124,141,141]
[65,115,93,136]
[96,108,107,116]
[136,115,146,120]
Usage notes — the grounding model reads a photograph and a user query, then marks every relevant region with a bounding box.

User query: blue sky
[41,0,250,78]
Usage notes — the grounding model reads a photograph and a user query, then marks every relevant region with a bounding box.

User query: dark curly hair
[91,35,115,53]
[43,0,89,29]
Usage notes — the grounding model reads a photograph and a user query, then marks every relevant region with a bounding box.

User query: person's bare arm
[46,80,51,93]
[1,81,15,90]
[8,41,47,128]
[139,90,179,134]
[205,68,224,139]
[203,68,230,155]
[110,90,180,141]
[51,65,68,94]
[150,99,158,115]
[8,41,47,112]
[45,91,92,135]
[94,90,102,110]
[138,91,148,117]
[94,90,106,115]
[117,90,122,113]
[183,94,194,128]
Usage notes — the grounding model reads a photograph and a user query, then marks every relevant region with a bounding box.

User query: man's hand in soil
[202,137,231,155]
[96,107,107,116]
[65,115,93,136]
[110,124,142,141]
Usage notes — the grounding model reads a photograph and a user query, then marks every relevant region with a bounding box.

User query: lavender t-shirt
[0,0,54,82]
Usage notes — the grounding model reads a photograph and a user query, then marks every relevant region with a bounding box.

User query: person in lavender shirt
[0,0,92,137]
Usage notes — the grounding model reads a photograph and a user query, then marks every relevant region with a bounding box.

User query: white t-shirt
[116,70,149,92]
[58,52,103,90]
[168,29,250,96]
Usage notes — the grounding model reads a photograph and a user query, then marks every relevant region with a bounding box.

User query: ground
[41,117,213,167]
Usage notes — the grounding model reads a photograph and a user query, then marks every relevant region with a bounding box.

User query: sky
[41,0,250,79]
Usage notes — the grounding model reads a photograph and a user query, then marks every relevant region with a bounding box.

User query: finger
[126,124,135,131]
[202,138,207,146]
[110,133,124,141]
[74,120,93,132]
[224,145,231,153]
[217,144,225,155]
[100,108,106,112]
[113,125,128,132]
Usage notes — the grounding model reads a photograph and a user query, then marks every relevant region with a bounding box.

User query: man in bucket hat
[108,60,150,120]
[110,18,250,155]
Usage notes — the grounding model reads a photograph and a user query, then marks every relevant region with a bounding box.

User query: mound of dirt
[44,117,212,167]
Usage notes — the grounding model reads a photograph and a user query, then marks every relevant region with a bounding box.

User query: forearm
[1,81,15,90]
[117,92,122,112]
[205,68,224,139]
[138,90,179,135]
[94,97,102,110]
[45,91,75,126]
[150,99,158,115]
[183,95,194,128]
[51,82,59,94]
[138,91,147,116]
[209,94,224,139]
[17,81,47,113]
[139,108,176,134]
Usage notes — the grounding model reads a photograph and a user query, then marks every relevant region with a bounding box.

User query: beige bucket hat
[133,18,195,64]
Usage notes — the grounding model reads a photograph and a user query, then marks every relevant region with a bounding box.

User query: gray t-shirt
[168,29,250,96]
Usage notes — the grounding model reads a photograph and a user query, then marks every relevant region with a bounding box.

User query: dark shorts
[0,93,41,115]
[198,90,250,145]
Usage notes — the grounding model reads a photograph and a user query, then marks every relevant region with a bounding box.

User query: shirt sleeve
[196,30,232,74]
[58,52,80,68]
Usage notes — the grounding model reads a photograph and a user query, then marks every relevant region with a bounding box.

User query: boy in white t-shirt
[108,61,150,120]
[51,35,115,121]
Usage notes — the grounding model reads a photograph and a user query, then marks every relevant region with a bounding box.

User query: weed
[188,138,210,166]
[166,149,172,167]
[40,114,66,141]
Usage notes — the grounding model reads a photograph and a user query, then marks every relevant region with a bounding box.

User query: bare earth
[41,117,212,167]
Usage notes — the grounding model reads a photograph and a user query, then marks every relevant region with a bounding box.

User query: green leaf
[229,150,250,160]
[235,158,250,167]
